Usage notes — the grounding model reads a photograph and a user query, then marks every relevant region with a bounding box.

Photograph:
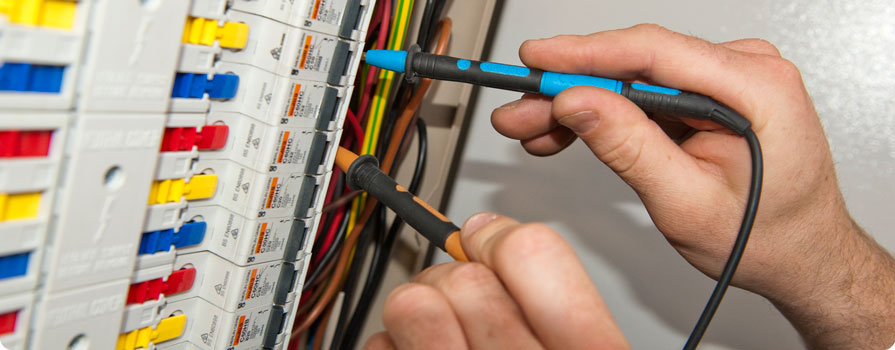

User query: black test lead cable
[363,46,764,348]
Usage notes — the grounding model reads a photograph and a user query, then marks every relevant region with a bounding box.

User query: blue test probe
[364,44,750,135]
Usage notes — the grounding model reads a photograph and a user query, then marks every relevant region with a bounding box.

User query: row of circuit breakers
[0,0,375,349]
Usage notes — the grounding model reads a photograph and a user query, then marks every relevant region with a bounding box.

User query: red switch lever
[0,130,52,157]
[196,125,228,150]
[160,125,228,152]
[0,310,18,336]
[126,267,197,305]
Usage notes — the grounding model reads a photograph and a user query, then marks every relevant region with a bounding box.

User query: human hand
[364,213,629,350]
[490,24,895,348]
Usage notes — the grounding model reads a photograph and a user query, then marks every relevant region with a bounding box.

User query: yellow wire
[349,0,416,237]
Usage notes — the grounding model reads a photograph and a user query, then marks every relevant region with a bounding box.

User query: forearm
[769,218,895,349]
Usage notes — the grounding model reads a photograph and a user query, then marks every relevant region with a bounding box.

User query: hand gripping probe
[363,44,764,349]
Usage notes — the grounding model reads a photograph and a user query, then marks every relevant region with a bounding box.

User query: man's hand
[364,213,629,350]
[490,24,895,348]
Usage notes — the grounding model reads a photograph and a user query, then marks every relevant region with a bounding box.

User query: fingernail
[557,110,600,134]
[462,212,499,238]
[495,99,524,111]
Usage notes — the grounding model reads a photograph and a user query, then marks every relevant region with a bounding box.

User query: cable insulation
[683,127,762,349]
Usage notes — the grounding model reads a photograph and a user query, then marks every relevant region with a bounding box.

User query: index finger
[460,213,629,350]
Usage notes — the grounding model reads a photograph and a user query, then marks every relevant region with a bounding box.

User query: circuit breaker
[0,0,374,348]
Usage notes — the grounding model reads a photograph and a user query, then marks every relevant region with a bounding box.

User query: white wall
[441,0,895,348]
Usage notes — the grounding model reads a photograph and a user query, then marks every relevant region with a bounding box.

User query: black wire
[417,0,446,49]
[303,209,351,292]
[683,127,762,349]
[330,203,382,348]
[336,119,428,350]
[416,0,436,47]
[409,119,428,192]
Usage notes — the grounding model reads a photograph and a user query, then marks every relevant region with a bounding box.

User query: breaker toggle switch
[126,267,197,305]
[171,72,239,100]
[0,63,65,93]
[0,310,17,336]
[147,174,217,205]
[160,125,228,152]
[138,221,207,254]
[115,314,186,350]
[0,130,52,157]
[182,16,249,49]
[0,0,76,29]
[0,252,29,280]
[0,192,40,221]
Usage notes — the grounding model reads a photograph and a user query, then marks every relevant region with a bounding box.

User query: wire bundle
[289,1,450,349]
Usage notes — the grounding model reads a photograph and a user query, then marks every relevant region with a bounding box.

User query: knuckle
[632,23,668,35]
[753,55,804,87]
[747,38,782,56]
[600,128,646,176]
[769,57,803,82]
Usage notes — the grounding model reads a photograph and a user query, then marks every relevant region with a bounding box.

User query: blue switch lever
[364,45,750,135]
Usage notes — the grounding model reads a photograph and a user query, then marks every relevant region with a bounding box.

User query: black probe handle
[346,155,468,260]
[406,47,543,94]
[620,82,751,135]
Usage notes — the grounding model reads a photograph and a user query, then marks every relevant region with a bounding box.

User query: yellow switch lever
[183,174,217,200]
[0,0,75,29]
[148,175,217,204]
[0,192,41,221]
[116,315,186,350]
[182,17,249,49]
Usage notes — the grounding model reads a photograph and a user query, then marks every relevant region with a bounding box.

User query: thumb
[552,86,704,192]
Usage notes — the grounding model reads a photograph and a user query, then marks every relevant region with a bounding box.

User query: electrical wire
[344,110,364,153]
[330,205,382,348]
[356,0,391,125]
[311,173,344,266]
[328,16,448,349]
[322,190,363,213]
[303,210,350,291]
[362,0,415,155]
[684,126,763,349]
[312,303,334,350]
[336,118,428,350]
[292,16,451,338]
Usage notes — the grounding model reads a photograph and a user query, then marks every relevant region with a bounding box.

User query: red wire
[345,109,364,153]
[313,205,346,267]
[365,0,383,43]
[356,0,390,126]
[307,172,341,271]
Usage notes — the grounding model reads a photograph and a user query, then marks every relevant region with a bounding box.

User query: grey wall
[440,0,895,349]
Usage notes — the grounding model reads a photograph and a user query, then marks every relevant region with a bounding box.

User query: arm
[490,24,895,348]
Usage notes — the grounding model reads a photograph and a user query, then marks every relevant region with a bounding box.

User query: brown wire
[312,303,334,350]
[322,190,363,213]
[293,18,453,335]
